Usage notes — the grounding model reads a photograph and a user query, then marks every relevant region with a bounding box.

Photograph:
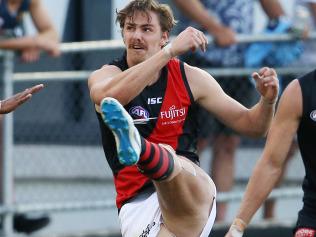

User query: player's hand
[170,27,208,57]
[225,218,246,237]
[0,84,44,114]
[224,226,244,237]
[252,67,279,105]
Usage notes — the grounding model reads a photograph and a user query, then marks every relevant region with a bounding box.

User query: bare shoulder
[276,79,303,126]
[183,63,219,101]
[183,63,212,81]
[88,65,122,88]
[262,79,302,162]
[278,79,302,119]
[91,64,122,77]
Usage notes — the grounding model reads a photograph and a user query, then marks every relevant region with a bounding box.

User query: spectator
[292,0,316,68]
[172,0,287,222]
[0,0,60,234]
[0,0,60,62]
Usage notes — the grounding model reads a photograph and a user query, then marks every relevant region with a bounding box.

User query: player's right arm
[88,27,208,106]
[88,50,171,106]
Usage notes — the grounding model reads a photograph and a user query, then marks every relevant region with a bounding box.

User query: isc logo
[148,97,163,105]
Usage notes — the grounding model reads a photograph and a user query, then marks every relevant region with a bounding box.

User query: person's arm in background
[0,0,60,61]
[308,2,316,23]
[0,84,44,114]
[28,0,60,56]
[259,0,286,20]
[172,0,235,46]
[224,79,302,237]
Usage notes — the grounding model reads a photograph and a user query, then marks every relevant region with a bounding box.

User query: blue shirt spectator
[177,0,253,67]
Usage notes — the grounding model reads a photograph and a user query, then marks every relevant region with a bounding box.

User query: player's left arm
[186,65,278,137]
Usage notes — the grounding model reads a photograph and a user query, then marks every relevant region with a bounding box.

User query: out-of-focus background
[0,0,315,236]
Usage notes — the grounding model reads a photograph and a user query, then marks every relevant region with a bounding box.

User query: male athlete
[88,0,279,236]
[225,69,316,237]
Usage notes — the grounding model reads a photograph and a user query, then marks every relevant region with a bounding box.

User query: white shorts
[118,191,216,237]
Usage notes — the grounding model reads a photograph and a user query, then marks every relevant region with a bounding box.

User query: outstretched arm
[0,84,44,114]
[225,79,302,237]
[172,0,235,46]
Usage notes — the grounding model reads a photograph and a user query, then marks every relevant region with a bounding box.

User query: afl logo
[310,110,316,122]
[129,106,149,119]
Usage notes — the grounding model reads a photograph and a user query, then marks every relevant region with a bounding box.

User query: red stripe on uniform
[147,59,191,150]
[140,139,152,162]
[151,148,171,180]
[139,143,161,169]
[114,166,150,209]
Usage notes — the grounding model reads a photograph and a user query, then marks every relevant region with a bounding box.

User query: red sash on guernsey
[114,59,192,209]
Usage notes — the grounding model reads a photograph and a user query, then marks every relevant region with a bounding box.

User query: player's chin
[134,55,151,65]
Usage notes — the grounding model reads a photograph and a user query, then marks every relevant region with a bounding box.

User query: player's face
[123,10,168,66]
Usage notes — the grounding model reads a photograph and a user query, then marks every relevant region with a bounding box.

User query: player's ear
[122,31,126,44]
[160,31,169,47]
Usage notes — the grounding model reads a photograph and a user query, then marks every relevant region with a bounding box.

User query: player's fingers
[19,94,32,104]
[252,72,262,82]
[194,30,207,52]
[259,76,278,88]
[260,67,277,78]
[28,84,44,94]
[198,31,208,51]
[258,67,269,76]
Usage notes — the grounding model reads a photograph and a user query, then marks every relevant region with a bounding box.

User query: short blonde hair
[116,0,177,33]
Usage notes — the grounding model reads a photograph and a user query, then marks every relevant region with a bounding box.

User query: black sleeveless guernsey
[96,55,200,209]
[296,69,316,226]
